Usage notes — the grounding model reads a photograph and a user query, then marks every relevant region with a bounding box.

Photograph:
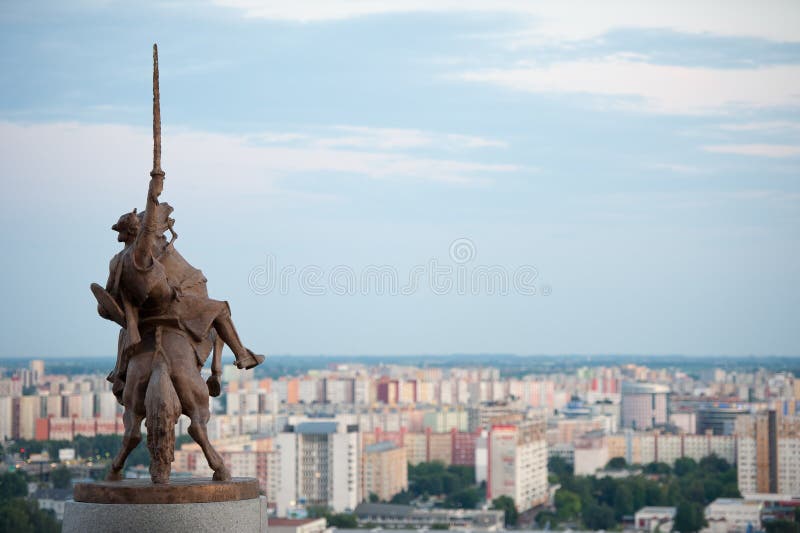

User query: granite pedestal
[63,478,266,533]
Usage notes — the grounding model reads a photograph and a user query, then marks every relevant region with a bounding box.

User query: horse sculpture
[91,44,264,484]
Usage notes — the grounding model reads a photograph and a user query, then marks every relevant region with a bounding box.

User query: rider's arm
[133,173,164,268]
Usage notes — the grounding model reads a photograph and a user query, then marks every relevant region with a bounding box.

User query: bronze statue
[90,44,264,484]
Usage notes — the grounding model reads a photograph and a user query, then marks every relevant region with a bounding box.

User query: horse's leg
[188,406,230,481]
[106,353,149,481]
[106,409,144,481]
[171,356,230,481]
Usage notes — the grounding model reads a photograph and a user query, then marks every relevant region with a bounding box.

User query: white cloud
[313,126,506,151]
[214,0,800,43]
[649,163,710,176]
[0,121,518,210]
[703,144,800,157]
[719,121,800,132]
[454,58,800,114]
[244,126,506,151]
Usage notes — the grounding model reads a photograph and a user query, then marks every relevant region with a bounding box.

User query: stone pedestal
[63,478,266,533]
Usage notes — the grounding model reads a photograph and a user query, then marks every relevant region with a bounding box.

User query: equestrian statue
[90,44,264,484]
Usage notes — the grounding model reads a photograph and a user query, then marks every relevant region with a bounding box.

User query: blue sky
[1,1,799,358]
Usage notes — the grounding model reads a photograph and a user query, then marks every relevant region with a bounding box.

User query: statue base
[63,478,266,533]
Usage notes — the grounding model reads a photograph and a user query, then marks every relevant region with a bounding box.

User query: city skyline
[1,1,799,358]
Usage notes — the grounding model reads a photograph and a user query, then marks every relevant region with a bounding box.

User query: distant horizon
[2,353,798,361]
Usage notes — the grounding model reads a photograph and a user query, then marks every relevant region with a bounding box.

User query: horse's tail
[144,356,181,483]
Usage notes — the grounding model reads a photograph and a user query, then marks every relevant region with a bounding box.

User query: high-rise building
[361,441,407,502]
[487,418,548,512]
[274,421,360,516]
[737,410,800,496]
[30,360,45,384]
[696,405,749,436]
[621,382,669,430]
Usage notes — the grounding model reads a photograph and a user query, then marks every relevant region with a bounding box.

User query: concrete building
[634,507,675,532]
[670,410,697,434]
[268,517,327,533]
[487,418,548,512]
[736,410,800,496]
[354,503,505,530]
[621,382,670,430]
[30,360,45,385]
[423,409,468,432]
[573,431,608,476]
[33,488,71,521]
[362,441,407,503]
[0,396,13,440]
[475,430,488,483]
[704,498,763,533]
[468,402,523,432]
[274,421,360,515]
[697,406,749,436]
[605,430,736,466]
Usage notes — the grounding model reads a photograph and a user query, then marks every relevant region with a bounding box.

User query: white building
[487,418,548,512]
[268,517,328,533]
[621,382,669,430]
[704,498,762,533]
[573,431,607,476]
[634,506,675,532]
[33,488,71,521]
[274,421,360,516]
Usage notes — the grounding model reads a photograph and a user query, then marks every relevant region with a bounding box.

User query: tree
[390,490,413,505]
[51,464,72,489]
[555,489,582,522]
[644,462,672,475]
[607,457,627,470]
[548,456,573,482]
[368,492,380,503]
[583,503,616,530]
[674,457,698,477]
[764,520,800,533]
[444,487,480,509]
[0,471,28,500]
[327,514,357,528]
[306,505,330,519]
[492,495,518,526]
[698,454,730,474]
[0,498,60,533]
[536,510,558,528]
[673,502,706,533]
[613,484,634,521]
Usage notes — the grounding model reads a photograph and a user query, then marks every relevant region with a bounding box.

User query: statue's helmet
[111,209,140,235]
[112,203,175,238]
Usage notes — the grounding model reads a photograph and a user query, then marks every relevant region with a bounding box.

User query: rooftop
[293,421,338,434]
[636,507,677,515]
[354,503,414,518]
[365,441,398,453]
[269,518,325,526]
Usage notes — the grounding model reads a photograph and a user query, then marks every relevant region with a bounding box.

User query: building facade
[274,421,360,515]
[621,382,670,430]
[487,418,548,512]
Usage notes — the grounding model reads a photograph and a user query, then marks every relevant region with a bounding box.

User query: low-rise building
[634,506,676,532]
[354,503,504,530]
[704,498,763,533]
[32,488,72,521]
[268,517,328,533]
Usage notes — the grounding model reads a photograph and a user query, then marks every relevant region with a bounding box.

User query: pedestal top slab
[73,477,259,504]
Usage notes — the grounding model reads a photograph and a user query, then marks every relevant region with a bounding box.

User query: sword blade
[152,43,162,175]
